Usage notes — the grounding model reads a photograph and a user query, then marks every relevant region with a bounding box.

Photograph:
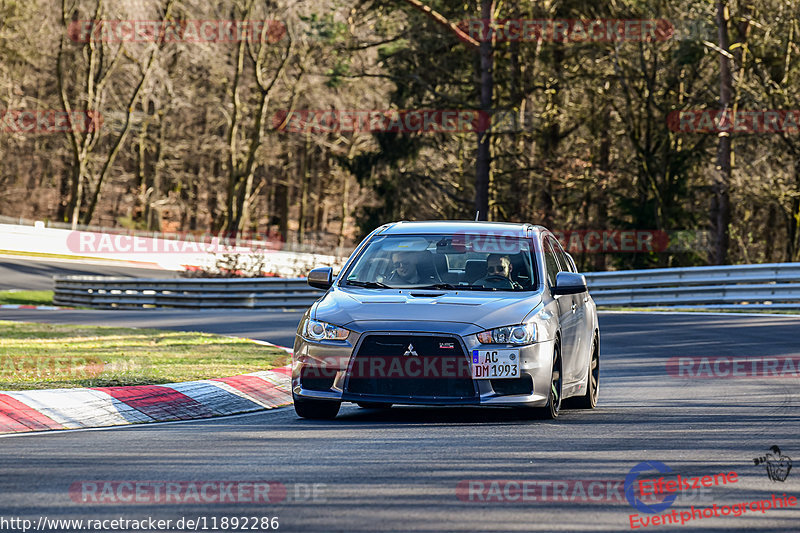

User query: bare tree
[712,0,733,264]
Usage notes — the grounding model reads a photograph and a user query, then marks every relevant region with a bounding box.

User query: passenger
[388,251,434,285]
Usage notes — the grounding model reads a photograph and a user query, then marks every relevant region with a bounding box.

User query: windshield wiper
[345,280,393,289]
[413,283,458,290]
[416,283,530,291]
[415,283,491,291]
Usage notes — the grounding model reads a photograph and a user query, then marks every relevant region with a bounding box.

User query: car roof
[376,220,548,236]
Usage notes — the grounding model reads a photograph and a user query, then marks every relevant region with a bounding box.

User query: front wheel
[293,393,341,419]
[526,344,562,420]
[570,336,599,409]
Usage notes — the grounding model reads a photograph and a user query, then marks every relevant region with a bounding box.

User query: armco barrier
[53,276,324,309]
[53,263,800,310]
[584,262,800,309]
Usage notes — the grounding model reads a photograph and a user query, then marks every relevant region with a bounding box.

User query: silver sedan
[292,221,599,420]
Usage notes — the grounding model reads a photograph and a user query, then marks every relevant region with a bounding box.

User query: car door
[544,237,578,380]
[553,243,589,385]
[568,251,594,369]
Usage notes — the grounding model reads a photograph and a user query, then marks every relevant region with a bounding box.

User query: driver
[477,254,522,289]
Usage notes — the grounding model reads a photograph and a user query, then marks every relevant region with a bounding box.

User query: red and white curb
[0,366,292,435]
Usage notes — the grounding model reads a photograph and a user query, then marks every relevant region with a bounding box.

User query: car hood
[313,287,542,330]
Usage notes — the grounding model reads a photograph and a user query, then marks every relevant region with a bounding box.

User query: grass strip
[0,290,54,306]
[0,320,289,390]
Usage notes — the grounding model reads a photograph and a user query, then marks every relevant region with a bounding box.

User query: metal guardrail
[54,263,800,310]
[584,263,800,309]
[53,276,323,309]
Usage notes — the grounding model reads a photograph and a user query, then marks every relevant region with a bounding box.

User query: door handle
[571,302,577,313]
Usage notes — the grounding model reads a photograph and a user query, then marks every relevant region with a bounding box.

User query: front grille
[345,335,475,399]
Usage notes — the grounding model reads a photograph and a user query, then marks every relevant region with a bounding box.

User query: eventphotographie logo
[625,461,677,514]
[753,446,792,482]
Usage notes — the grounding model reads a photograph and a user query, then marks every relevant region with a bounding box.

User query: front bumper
[292,326,555,407]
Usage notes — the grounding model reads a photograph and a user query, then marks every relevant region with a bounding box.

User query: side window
[548,237,572,273]
[543,240,560,287]
[565,253,577,273]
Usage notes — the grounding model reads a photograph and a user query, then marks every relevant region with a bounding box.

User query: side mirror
[307,267,333,290]
[551,271,587,295]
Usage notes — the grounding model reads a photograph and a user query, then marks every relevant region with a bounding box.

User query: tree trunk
[538,46,563,227]
[338,174,349,251]
[594,104,611,272]
[66,157,84,227]
[788,158,800,261]
[713,0,733,265]
[277,180,290,244]
[474,0,494,221]
[189,179,198,231]
[57,168,70,221]
[137,118,151,223]
[298,133,311,244]
[225,37,247,236]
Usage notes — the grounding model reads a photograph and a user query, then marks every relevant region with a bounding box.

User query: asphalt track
[0,310,798,531]
[0,255,178,291]
[0,308,301,346]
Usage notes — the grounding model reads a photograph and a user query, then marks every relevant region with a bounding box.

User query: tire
[293,393,341,420]
[357,402,392,409]
[531,343,562,420]
[570,335,599,410]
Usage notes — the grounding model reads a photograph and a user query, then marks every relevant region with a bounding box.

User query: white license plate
[471,349,519,379]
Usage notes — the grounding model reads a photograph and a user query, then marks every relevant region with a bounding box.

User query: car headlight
[303,319,350,341]
[476,324,536,345]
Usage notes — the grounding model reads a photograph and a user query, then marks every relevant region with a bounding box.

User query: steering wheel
[481,275,515,289]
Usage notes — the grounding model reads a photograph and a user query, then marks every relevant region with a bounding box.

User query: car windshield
[341,233,537,291]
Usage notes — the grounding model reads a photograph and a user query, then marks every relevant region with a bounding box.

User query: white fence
[0,221,348,277]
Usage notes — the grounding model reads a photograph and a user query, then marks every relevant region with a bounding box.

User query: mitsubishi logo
[403,344,419,357]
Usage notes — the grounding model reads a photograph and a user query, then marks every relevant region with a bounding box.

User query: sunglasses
[393,261,411,268]
[487,265,506,273]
